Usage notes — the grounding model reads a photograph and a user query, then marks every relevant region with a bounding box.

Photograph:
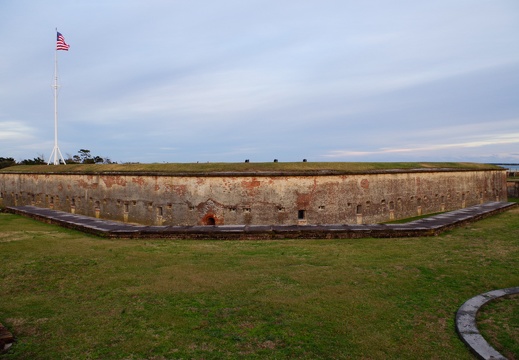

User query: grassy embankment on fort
[0,204,517,359]
[0,161,501,174]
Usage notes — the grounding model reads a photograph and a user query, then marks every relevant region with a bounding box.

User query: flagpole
[48,29,66,165]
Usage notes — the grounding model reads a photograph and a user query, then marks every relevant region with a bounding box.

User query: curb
[455,287,519,360]
[5,202,517,240]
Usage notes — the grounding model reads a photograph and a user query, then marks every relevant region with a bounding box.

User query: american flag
[56,32,70,51]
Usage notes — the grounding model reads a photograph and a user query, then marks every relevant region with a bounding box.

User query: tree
[0,157,16,169]
[75,149,111,164]
[2,151,112,167]
[93,155,104,164]
[19,156,45,165]
[78,149,94,163]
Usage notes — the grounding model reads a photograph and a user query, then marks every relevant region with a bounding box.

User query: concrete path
[5,201,516,239]
[456,287,519,360]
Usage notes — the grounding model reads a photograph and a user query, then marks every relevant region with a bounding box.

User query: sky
[1,0,519,164]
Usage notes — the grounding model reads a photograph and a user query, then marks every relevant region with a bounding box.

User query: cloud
[2,1,519,163]
[324,132,519,159]
[0,121,36,141]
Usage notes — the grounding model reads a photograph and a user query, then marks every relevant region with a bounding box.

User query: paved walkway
[6,201,516,239]
[456,287,519,360]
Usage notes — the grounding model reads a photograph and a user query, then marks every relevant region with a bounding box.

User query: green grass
[0,161,501,174]
[1,207,518,359]
[478,295,519,359]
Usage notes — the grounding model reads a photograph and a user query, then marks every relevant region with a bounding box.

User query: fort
[0,162,508,227]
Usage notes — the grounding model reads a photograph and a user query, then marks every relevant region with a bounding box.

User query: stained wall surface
[0,170,507,226]
[508,180,519,198]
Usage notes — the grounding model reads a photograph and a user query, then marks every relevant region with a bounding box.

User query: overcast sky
[1,1,519,164]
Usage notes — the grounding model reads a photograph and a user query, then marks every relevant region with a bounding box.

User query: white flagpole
[48,28,66,165]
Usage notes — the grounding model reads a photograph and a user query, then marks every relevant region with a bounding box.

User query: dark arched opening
[206,217,216,225]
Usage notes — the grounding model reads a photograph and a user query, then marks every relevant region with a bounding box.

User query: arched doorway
[202,212,219,226]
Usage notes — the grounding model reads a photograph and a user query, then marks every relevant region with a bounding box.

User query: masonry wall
[508,180,519,198]
[0,169,507,226]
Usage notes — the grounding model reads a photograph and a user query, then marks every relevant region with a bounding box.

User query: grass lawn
[0,207,518,359]
[478,295,519,359]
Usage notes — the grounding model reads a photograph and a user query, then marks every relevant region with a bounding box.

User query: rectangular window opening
[298,209,306,220]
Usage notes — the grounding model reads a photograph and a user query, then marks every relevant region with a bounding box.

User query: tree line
[0,149,114,169]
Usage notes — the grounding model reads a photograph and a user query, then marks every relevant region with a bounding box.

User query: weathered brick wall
[0,169,507,225]
[507,180,519,198]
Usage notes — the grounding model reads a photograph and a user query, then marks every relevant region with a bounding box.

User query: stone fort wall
[0,169,507,226]
[508,180,519,198]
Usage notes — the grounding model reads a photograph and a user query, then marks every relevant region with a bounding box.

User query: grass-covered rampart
[0,206,517,359]
[0,162,501,175]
